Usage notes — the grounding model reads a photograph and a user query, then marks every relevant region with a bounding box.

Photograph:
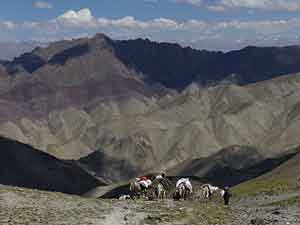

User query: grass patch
[233,179,290,197]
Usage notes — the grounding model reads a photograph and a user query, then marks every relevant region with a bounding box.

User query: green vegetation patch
[233,179,290,197]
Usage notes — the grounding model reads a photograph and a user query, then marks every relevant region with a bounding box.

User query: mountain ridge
[3,34,300,90]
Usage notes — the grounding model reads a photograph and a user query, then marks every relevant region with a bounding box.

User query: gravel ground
[230,192,300,225]
[1,184,300,225]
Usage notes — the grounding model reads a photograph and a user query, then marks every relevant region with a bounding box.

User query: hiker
[222,186,232,205]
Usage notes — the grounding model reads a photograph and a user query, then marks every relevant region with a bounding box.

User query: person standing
[222,186,232,205]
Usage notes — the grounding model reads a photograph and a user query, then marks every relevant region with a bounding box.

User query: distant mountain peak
[93,32,110,41]
[88,33,114,51]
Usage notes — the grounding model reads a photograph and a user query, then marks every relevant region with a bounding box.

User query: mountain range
[1,33,300,187]
[3,35,300,89]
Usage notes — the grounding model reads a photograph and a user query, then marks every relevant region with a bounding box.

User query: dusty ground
[1,184,300,225]
[231,192,300,225]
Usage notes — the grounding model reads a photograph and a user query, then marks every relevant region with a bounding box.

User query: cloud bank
[210,0,300,12]
[1,8,300,50]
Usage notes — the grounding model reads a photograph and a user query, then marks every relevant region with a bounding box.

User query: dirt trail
[102,201,146,225]
[230,191,300,225]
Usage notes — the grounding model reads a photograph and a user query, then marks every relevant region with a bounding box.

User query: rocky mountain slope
[0,136,102,194]
[1,34,300,183]
[2,72,300,183]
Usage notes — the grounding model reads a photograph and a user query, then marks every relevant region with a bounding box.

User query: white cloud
[55,9,180,30]
[0,21,18,30]
[211,0,300,11]
[171,0,203,6]
[207,5,227,12]
[13,8,300,35]
[53,8,300,34]
[111,16,146,29]
[144,0,300,11]
[143,0,203,6]
[149,18,179,29]
[182,19,208,30]
[34,1,53,9]
[56,8,97,28]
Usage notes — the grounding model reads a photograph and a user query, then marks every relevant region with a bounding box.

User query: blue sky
[1,0,300,50]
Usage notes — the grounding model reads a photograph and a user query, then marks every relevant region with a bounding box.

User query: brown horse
[129,180,145,198]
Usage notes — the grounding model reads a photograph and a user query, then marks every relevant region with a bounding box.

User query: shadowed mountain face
[168,145,300,187]
[113,39,218,89]
[75,150,139,183]
[114,40,300,89]
[0,136,103,194]
[2,34,300,183]
[5,52,46,74]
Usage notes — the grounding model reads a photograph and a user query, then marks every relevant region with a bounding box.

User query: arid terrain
[1,182,300,225]
[1,34,300,224]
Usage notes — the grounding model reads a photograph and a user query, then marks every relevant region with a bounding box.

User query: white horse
[174,178,193,200]
[198,184,223,200]
[156,183,167,199]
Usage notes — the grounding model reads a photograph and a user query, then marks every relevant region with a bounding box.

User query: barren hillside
[1,34,300,183]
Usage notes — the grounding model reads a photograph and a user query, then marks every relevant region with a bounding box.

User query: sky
[1,0,300,50]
